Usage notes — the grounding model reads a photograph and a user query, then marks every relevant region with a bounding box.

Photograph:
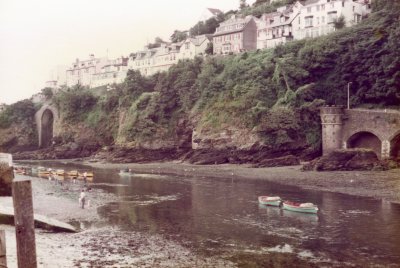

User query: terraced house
[91,57,129,88]
[127,35,212,76]
[213,14,257,55]
[66,54,109,87]
[292,0,371,40]
[256,0,371,49]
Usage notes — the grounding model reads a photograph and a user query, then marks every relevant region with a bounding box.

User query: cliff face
[0,123,37,153]
[4,3,399,165]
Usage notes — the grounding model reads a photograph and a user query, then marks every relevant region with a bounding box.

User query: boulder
[302,149,383,171]
[253,155,300,168]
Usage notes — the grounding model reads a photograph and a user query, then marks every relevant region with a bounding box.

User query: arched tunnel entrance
[347,131,382,159]
[41,109,54,148]
[390,133,400,160]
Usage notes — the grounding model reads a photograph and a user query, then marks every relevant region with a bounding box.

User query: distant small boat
[66,170,79,177]
[55,169,65,176]
[119,169,134,176]
[78,171,93,178]
[14,167,26,175]
[282,201,318,214]
[258,196,282,207]
[38,167,50,175]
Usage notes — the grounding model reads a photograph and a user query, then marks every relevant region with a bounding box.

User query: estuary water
[25,162,400,267]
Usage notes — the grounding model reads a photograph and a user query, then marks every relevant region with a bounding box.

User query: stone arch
[346,131,382,159]
[35,103,60,148]
[40,109,54,147]
[389,131,400,159]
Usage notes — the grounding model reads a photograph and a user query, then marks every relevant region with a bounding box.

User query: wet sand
[0,175,235,267]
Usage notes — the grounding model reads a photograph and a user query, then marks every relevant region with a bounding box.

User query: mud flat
[0,175,235,267]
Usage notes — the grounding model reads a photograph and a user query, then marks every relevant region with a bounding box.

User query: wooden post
[12,180,37,268]
[0,230,6,268]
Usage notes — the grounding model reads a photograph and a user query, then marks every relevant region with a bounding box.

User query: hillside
[1,1,399,165]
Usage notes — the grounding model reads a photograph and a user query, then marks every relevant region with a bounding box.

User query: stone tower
[320,106,345,155]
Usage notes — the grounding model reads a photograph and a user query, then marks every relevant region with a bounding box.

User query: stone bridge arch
[321,107,400,159]
[344,131,382,159]
[34,103,60,148]
[389,131,400,159]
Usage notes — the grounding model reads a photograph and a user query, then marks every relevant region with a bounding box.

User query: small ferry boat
[282,201,318,214]
[258,196,282,207]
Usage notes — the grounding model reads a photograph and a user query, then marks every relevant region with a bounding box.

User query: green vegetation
[0,100,37,129]
[3,1,399,156]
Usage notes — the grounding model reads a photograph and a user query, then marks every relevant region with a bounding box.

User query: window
[317,5,320,11]
[327,11,337,23]
[322,16,325,24]
[298,16,301,24]
[305,16,313,27]
[307,7,312,13]
[321,4,325,10]
[185,43,190,49]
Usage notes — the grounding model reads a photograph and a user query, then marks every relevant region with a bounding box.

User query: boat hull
[258,196,282,207]
[282,203,318,214]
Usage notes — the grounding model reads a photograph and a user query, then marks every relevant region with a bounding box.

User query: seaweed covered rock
[302,149,384,171]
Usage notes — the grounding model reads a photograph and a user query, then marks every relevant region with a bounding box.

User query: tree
[205,42,213,55]
[240,0,248,10]
[170,30,188,43]
[333,16,346,30]
[148,37,166,49]
[41,87,53,99]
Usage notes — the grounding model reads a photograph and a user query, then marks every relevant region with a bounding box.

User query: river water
[25,162,400,267]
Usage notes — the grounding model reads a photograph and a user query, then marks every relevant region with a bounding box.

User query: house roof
[303,0,320,5]
[213,15,255,37]
[207,8,222,15]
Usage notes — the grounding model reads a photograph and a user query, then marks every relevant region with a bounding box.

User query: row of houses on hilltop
[45,0,371,89]
[214,0,371,54]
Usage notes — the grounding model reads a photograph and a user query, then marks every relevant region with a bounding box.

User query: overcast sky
[0,0,256,105]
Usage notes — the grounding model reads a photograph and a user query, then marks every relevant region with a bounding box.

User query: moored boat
[282,201,318,214]
[119,169,134,176]
[258,196,282,207]
[66,170,79,177]
[56,169,65,176]
[14,167,26,175]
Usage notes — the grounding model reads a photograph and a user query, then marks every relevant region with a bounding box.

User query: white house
[292,0,372,40]
[66,54,109,87]
[128,35,212,76]
[91,57,129,88]
[256,0,371,49]
[256,4,301,49]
